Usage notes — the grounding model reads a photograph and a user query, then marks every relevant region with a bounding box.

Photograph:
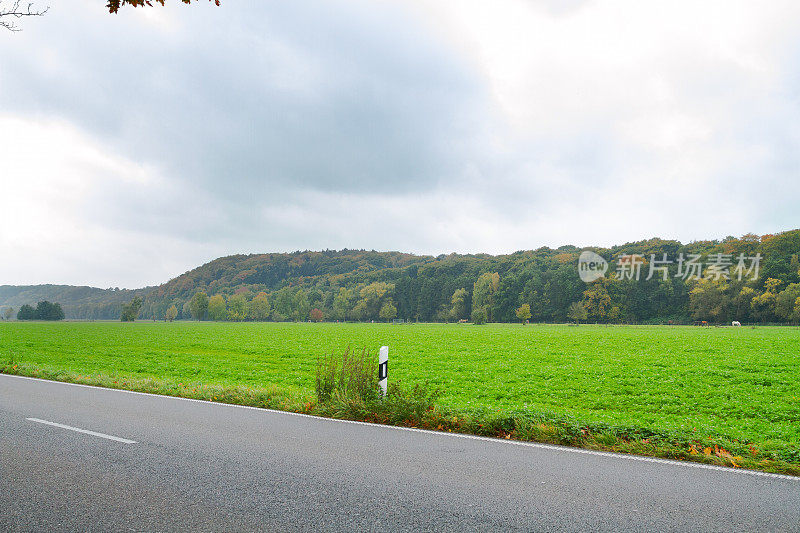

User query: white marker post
[378,346,388,397]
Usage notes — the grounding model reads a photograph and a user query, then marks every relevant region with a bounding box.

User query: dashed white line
[26,417,136,444]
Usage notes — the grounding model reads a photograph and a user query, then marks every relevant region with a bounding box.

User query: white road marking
[5,374,798,481]
[26,417,136,444]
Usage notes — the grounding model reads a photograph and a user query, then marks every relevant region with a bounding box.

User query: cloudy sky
[1,0,799,288]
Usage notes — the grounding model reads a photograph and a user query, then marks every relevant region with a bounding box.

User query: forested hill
[2,231,800,324]
[0,285,150,320]
[156,250,433,298]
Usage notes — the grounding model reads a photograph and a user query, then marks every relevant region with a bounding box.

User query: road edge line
[2,372,797,481]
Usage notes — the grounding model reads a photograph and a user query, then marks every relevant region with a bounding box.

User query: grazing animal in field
[732,321,742,327]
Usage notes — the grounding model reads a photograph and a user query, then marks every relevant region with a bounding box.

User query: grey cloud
[3,1,800,288]
[0,0,498,255]
[2,0,487,200]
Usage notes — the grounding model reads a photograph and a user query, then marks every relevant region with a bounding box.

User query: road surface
[1,374,798,531]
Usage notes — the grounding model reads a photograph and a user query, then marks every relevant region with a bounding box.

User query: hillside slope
[2,230,799,323]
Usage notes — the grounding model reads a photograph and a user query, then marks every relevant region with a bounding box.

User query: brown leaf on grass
[715,446,732,459]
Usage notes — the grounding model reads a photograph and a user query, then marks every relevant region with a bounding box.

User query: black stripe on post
[378,361,388,380]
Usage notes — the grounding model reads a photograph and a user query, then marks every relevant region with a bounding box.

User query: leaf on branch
[107,0,220,15]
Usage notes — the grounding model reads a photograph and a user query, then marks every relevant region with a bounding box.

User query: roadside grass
[1,321,798,476]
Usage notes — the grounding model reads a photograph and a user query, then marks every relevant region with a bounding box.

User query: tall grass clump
[315,346,442,427]
[315,346,378,403]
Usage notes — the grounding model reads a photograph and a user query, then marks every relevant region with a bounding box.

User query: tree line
[141,231,799,325]
[172,281,399,323]
[4,231,798,324]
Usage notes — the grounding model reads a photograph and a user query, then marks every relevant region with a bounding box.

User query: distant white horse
[732,321,742,327]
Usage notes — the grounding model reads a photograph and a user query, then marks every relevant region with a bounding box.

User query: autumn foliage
[107,0,220,14]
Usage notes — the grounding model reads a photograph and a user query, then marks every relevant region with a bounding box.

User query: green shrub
[471,307,488,325]
[381,382,441,425]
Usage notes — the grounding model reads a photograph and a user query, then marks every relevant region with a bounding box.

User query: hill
[0,285,151,320]
[1,230,799,323]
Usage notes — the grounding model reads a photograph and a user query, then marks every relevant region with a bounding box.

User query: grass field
[2,321,798,474]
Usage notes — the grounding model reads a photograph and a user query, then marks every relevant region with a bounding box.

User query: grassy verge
[3,355,798,477]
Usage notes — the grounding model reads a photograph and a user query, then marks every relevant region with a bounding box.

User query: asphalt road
[1,374,798,532]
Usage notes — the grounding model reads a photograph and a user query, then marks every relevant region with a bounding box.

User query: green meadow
[2,321,798,473]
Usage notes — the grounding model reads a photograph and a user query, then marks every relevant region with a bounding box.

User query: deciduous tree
[189,291,209,321]
[566,301,587,324]
[227,293,247,321]
[182,300,192,320]
[750,291,777,323]
[379,301,397,322]
[358,282,394,320]
[248,292,271,321]
[750,278,782,322]
[207,294,227,321]
[35,300,64,320]
[581,280,613,320]
[332,287,353,321]
[688,279,730,323]
[271,286,294,322]
[471,307,487,325]
[120,296,142,322]
[515,303,531,324]
[776,283,800,322]
[733,286,756,321]
[291,288,310,321]
[473,273,499,322]
[16,304,36,320]
[351,300,368,322]
[449,288,468,321]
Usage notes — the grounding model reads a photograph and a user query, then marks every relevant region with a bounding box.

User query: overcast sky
[1,0,799,288]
